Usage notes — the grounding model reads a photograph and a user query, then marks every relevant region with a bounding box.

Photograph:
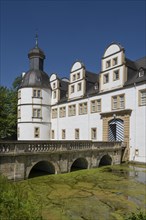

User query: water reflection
[129,165,146,184]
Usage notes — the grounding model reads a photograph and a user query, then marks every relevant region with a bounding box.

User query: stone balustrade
[0,140,124,155]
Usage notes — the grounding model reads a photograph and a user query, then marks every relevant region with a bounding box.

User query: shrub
[0,175,43,220]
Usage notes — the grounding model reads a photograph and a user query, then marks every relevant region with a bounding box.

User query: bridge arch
[99,154,112,167]
[27,160,55,179]
[70,157,88,172]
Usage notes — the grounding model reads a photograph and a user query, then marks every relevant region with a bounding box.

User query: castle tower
[17,36,51,140]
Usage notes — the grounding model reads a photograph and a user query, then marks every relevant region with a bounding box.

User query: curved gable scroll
[71,61,85,72]
[103,43,123,58]
[50,73,57,82]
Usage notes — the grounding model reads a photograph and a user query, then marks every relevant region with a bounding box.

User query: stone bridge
[0,140,126,180]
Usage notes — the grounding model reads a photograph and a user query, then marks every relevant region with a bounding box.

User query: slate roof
[20,69,50,89]
[124,57,146,86]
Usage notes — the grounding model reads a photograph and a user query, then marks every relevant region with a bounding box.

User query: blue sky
[0,0,146,88]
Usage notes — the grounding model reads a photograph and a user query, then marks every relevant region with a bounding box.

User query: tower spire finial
[35,32,38,48]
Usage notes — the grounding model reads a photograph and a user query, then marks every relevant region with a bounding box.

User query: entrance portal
[108,119,124,141]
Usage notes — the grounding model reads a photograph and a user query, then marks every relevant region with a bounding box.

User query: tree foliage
[0,75,22,140]
[0,175,43,220]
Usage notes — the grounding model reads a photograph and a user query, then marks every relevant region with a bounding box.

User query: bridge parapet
[0,140,124,155]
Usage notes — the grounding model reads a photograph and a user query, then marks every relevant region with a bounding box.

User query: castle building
[17,41,146,163]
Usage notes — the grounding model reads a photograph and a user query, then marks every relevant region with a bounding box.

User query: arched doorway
[108,118,124,141]
[70,158,88,172]
[99,154,112,167]
[28,161,55,178]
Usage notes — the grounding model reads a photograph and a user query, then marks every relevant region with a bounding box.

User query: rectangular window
[53,91,57,99]
[34,127,40,138]
[112,94,125,110]
[18,108,21,118]
[112,96,118,109]
[113,57,118,66]
[91,99,101,113]
[18,90,21,99]
[62,129,66,139]
[113,69,119,81]
[71,85,75,94]
[103,73,109,84]
[51,130,55,139]
[119,95,125,109]
[91,128,97,140]
[106,60,111,68]
[33,108,41,118]
[52,108,58,118]
[77,83,82,91]
[53,82,56,89]
[77,72,80,79]
[59,106,66,117]
[68,105,76,116]
[33,89,41,98]
[139,89,146,106]
[75,129,79,139]
[79,102,87,115]
[72,74,76,81]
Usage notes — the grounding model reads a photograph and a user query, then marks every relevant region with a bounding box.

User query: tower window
[33,108,41,118]
[33,89,41,98]
[18,90,21,99]
[34,127,40,138]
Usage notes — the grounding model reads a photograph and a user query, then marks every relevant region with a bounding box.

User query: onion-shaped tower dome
[20,35,50,89]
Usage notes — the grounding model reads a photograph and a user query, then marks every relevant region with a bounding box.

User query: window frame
[75,129,80,139]
[139,89,146,106]
[34,127,40,138]
[103,73,109,84]
[91,128,97,140]
[113,69,120,81]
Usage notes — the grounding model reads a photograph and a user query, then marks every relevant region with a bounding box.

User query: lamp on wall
[113,114,116,119]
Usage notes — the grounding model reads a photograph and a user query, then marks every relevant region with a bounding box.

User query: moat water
[19,164,146,220]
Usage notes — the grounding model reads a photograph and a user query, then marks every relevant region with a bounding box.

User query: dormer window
[77,72,80,79]
[113,57,118,66]
[53,83,56,89]
[106,60,111,68]
[103,73,109,84]
[77,83,82,91]
[72,74,76,81]
[139,68,144,77]
[71,85,75,93]
[53,91,56,99]
[113,69,119,81]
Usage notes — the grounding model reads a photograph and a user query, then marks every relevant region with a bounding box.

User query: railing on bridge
[0,140,126,155]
